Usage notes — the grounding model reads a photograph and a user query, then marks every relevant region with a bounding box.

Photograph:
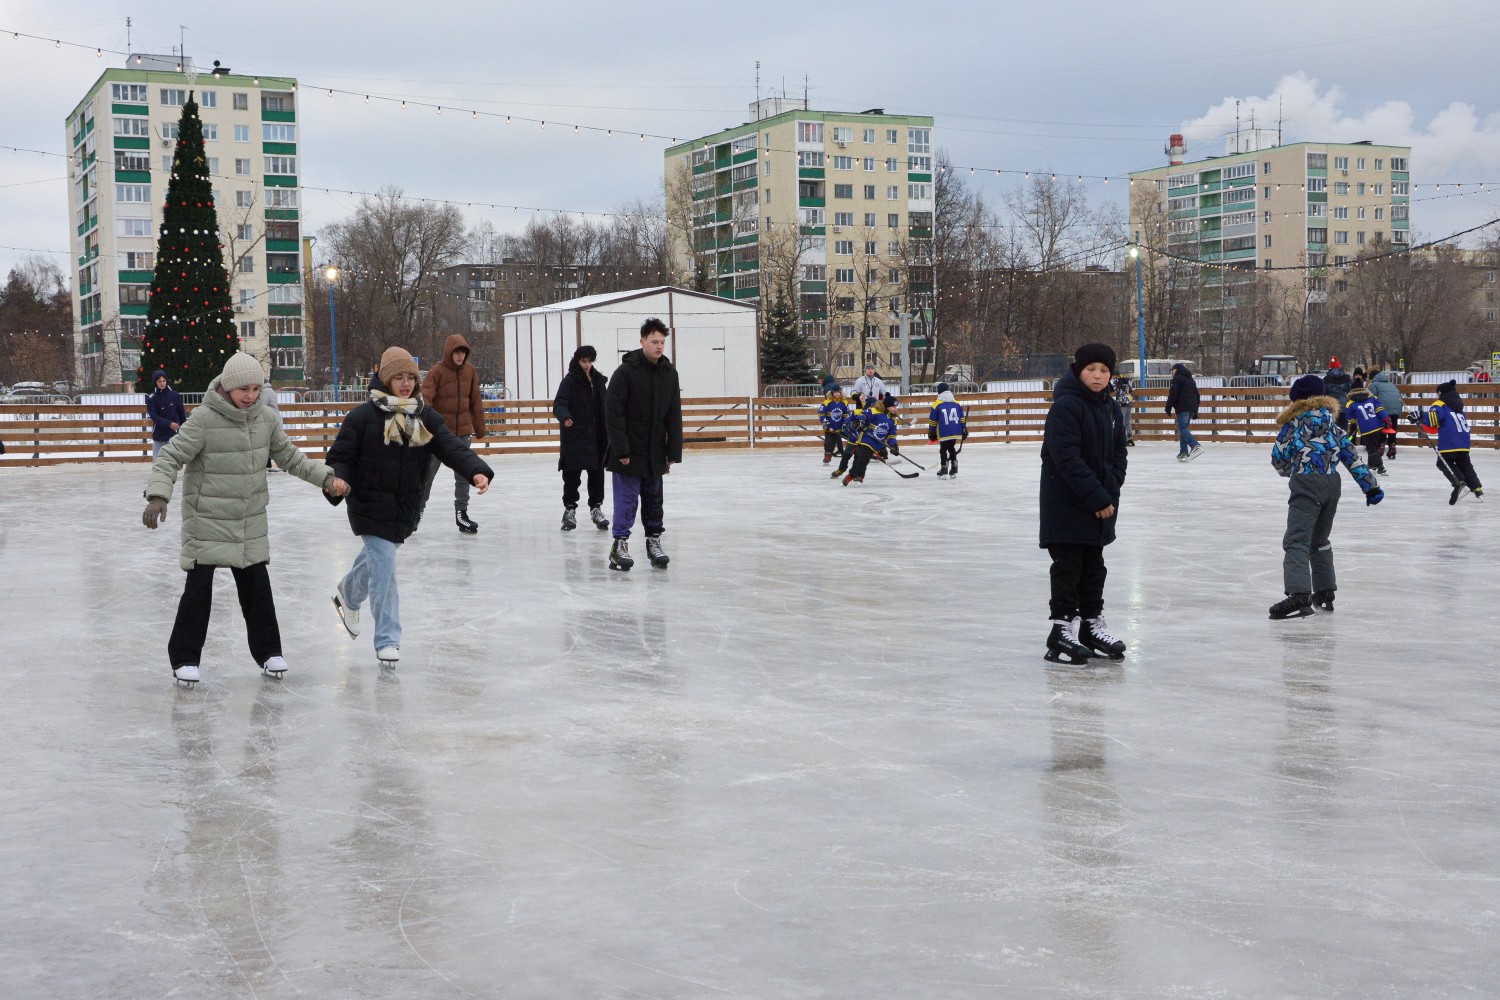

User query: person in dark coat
[326,346,494,666]
[1323,356,1353,411]
[1164,362,1202,461]
[1039,343,1129,665]
[553,344,610,532]
[604,318,683,572]
[145,368,187,460]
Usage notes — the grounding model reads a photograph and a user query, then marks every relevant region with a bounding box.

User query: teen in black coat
[605,348,683,477]
[553,346,610,523]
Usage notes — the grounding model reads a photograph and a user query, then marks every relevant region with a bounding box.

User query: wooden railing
[3,386,1497,467]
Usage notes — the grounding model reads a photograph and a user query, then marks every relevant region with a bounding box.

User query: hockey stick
[954,405,971,455]
[875,457,920,479]
[895,451,926,470]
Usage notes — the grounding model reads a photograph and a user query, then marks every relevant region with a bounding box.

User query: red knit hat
[1329,355,1342,368]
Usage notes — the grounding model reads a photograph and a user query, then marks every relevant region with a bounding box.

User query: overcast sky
[5,0,1500,279]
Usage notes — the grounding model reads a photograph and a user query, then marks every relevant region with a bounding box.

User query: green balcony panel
[268,303,302,316]
[798,197,825,208]
[111,103,149,116]
[1307,192,1328,203]
[118,269,154,283]
[272,366,304,380]
[120,303,150,316]
[265,209,299,221]
[262,142,296,155]
[114,169,151,184]
[261,109,296,123]
[269,335,303,348]
[265,239,299,253]
[800,225,826,237]
[267,271,302,284]
[113,136,150,150]
[264,175,297,188]
[732,150,757,164]
[798,168,825,180]
[907,173,932,183]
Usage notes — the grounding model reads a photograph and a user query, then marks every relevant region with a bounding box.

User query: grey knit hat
[219,352,266,392]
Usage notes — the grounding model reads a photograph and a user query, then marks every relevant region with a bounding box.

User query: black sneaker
[1269,593,1314,620]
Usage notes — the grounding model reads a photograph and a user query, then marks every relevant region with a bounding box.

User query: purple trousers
[612,472,663,540]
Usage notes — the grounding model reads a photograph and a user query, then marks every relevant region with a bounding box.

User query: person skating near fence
[818,377,851,466]
[1164,362,1202,462]
[554,344,610,532]
[1419,379,1484,504]
[842,393,902,485]
[419,334,489,534]
[1323,356,1353,412]
[852,363,886,403]
[928,382,967,478]
[1269,374,1384,620]
[141,352,349,687]
[831,391,866,479]
[1039,343,1129,665]
[1368,368,1404,460]
[1112,376,1135,446]
[1344,377,1388,474]
[605,318,683,572]
[326,347,493,667]
[145,369,186,461]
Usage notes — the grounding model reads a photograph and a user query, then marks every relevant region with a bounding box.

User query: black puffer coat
[326,396,494,544]
[605,349,683,477]
[1165,364,1199,415]
[1323,366,1353,407]
[553,361,609,472]
[1039,373,1128,548]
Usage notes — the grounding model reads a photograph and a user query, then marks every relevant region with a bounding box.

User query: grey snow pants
[1282,473,1340,596]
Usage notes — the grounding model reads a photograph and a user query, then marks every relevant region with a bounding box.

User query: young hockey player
[1344,377,1388,474]
[927,382,967,478]
[818,378,850,465]
[1269,374,1384,620]
[1038,344,1129,664]
[831,391,865,479]
[842,393,901,485]
[1420,379,1484,504]
[142,352,349,686]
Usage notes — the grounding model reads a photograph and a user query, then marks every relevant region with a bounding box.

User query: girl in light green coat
[143,352,349,686]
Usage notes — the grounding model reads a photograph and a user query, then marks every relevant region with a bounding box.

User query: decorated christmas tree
[758,290,817,386]
[134,91,237,392]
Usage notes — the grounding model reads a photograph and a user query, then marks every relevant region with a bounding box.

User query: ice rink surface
[2,441,1498,998]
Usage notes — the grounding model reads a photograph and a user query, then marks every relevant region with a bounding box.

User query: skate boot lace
[1087,617,1120,644]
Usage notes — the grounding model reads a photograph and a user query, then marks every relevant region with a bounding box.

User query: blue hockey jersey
[1344,390,1386,436]
[857,406,898,452]
[819,396,850,432]
[927,394,966,441]
[1425,400,1472,452]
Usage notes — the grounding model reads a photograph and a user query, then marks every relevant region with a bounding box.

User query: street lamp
[1129,246,1145,384]
[325,265,340,396]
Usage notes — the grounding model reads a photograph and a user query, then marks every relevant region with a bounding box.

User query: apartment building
[665,100,936,381]
[64,55,305,386]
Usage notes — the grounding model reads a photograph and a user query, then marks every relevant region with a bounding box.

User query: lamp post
[1129,246,1145,383]
[325,265,340,396]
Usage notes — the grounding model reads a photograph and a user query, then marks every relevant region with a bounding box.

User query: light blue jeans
[1176,410,1201,455]
[339,535,401,651]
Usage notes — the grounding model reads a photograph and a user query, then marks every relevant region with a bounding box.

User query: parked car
[9,381,47,394]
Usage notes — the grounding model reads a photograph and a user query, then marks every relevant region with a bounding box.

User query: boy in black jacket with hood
[1039,343,1129,665]
[605,318,683,571]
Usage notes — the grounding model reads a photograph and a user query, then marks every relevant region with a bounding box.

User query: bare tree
[1332,240,1480,371]
[0,257,73,385]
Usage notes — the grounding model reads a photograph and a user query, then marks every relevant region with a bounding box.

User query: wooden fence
[3,386,1498,467]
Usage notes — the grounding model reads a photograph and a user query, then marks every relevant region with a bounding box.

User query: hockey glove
[889,442,900,456]
[142,497,169,529]
[1365,487,1385,506]
[1405,411,1421,426]
[928,430,937,442]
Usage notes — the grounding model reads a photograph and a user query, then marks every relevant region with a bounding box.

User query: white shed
[502,287,760,400]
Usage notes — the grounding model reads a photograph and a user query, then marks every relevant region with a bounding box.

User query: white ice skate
[333,588,361,637]
[261,656,289,678]
[377,646,400,668]
[172,664,200,687]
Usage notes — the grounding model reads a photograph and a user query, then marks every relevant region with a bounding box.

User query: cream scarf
[370,389,434,447]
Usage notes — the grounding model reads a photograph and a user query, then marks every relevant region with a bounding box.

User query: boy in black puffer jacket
[1039,343,1129,665]
[326,346,494,667]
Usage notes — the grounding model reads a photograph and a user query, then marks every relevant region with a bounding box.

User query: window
[1334,231,1349,244]
[236,223,254,240]
[1222,187,1255,205]
[200,90,217,108]
[234,125,251,143]
[833,183,853,198]
[730,134,756,154]
[801,264,826,281]
[161,155,173,171]
[864,240,878,255]
[832,155,854,170]
[834,267,855,283]
[263,124,296,142]
[1333,182,1349,195]
[1168,195,1197,212]
[1264,186,1272,200]
[1374,207,1384,220]
[265,188,298,208]
[237,320,257,341]
[1392,205,1408,221]
[836,297,855,311]
[119,284,150,305]
[862,128,875,144]
[797,151,824,168]
[239,288,255,307]
[764,188,771,204]
[1167,171,1197,188]
[1263,234,1273,248]
[197,123,216,141]
[886,185,900,200]
[111,83,147,103]
[1356,182,1366,196]
[832,126,853,143]
[864,157,875,171]
[239,256,255,273]
[907,155,932,172]
[113,116,151,136]
[797,121,823,144]
[1333,156,1349,170]
[235,158,251,175]
[834,240,854,255]
[1306,152,1327,170]
[1307,228,1328,244]
[117,217,152,237]
[1392,181,1409,195]
[1264,211,1272,224]
[115,183,151,203]
[907,128,931,154]
[1357,207,1366,220]
[1357,231,1367,245]
[160,122,180,141]
[1333,206,1348,219]
[262,95,289,112]
[1263,258,1273,269]
[1374,159,1384,171]
[888,213,900,227]
[862,184,876,200]
[1391,156,1408,171]
[833,211,854,227]
[114,151,150,172]
[160,88,186,106]
[1223,161,1255,180]
[1263,161,1272,175]
[885,157,898,172]
[1306,178,1327,193]
[233,92,249,111]
[236,190,255,208]
[1357,157,1366,170]
[266,284,302,305]
[798,208,824,226]
[908,183,932,200]
[864,213,877,227]
[265,155,297,175]
[1374,183,1384,196]
[885,129,898,144]
[1334,254,1351,265]
[1392,231,1408,244]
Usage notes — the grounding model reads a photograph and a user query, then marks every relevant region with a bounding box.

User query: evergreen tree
[135,92,237,392]
[758,291,816,386]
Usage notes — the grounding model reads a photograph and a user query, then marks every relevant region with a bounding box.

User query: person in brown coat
[420,333,489,533]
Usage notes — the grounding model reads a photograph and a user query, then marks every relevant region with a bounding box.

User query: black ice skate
[609,538,634,571]
[590,506,610,530]
[455,506,479,534]
[937,464,949,478]
[561,505,577,531]
[1311,590,1335,613]
[172,664,200,687]
[1269,593,1314,620]
[1079,616,1126,660]
[1044,618,1093,666]
[948,461,958,479]
[645,535,670,568]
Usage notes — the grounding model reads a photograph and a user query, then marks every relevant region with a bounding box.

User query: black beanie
[1071,343,1117,376]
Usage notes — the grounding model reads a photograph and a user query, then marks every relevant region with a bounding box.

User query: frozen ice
[2,442,1498,997]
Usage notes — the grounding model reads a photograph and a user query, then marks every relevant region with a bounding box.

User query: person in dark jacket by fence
[605,318,683,572]
[1039,343,1129,665]
[326,346,493,667]
[145,369,187,460]
[554,344,610,532]
[1164,362,1202,461]
[1323,356,1353,411]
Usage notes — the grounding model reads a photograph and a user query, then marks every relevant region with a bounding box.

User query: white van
[1113,358,1186,382]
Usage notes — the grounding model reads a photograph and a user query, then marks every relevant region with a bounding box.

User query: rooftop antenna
[1235,99,1241,153]
[125,16,131,56]
[803,73,808,110]
[755,60,760,118]
[1278,95,1283,146]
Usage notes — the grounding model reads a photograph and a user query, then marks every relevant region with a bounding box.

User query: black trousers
[168,563,281,669]
[939,440,958,467]
[823,430,845,457]
[1358,430,1385,469]
[1438,452,1483,491]
[562,467,605,508]
[1046,544,1107,621]
[849,446,876,480]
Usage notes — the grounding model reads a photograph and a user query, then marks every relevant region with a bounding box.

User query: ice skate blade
[377,660,397,670]
[608,562,632,572]
[332,595,359,638]
[173,677,198,688]
[1043,650,1092,666]
[261,668,286,679]
[1269,607,1315,620]
[1086,649,1126,661]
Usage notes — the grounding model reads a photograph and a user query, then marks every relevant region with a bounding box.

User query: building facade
[65,55,306,387]
[665,101,936,381]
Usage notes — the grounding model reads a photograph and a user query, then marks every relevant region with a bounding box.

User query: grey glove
[142,497,168,529]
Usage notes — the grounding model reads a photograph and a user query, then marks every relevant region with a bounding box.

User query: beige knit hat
[378,346,419,383]
[219,352,266,392]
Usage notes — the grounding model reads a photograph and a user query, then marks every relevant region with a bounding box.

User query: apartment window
[265,155,297,175]
[1392,231,1408,244]
[1392,205,1408,221]
[236,223,254,241]
[861,184,876,200]
[1357,157,1366,170]
[1334,182,1349,195]
[797,151,824,168]
[111,83,147,103]
[1333,206,1348,219]
[1333,156,1349,170]
[1374,159,1384,171]
[1374,183,1384,196]
[832,126,853,143]
[262,95,289,112]
[233,92,249,110]
[266,284,302,305]
[265,188,298,208]
[1335,254,1351,265]
[162,155,173,171]
[234,125,251,142]
[883,157,897,172]
[1223,187,1255,205]
[797,121,824,143]
[200,90,217,108]
[1392,181,1409,195]
[864,157,875,171]
[908,155,933,173]
[1307,178,1326,193]
[235,158,251,175]
[114,151,150,172]
[888,213,900,227]
[1334,231,1349,244]
[764,188,771,204]
[859,128,874,144]
[239,256,255,273]
[1223,161,1255,180]
[888,242,902,256]
[112,117,150,137]
[160,88,186,106]
[864,240,878,255]
[1374,207,1384,220]
[1263,161,1272,175]
[1356,182,1366,196]
[1264,186,1272,200]
[834,267,855,283]
[236,190,254,207]
[237,320,256,340]
[832,155,854,170]
[1263,234,1272,248]
[1306,152,1327,170]
[1264,211,1272,224]
[833,211,855,227]
[801,264,826,281]
[1307,228,1328,244]
[119,284,150,305]
[1357,207,1366,220]
[864,213,877,227]
[833,183,853,199]
[1391,156,1408,171]
[239,289,255,307]
[834,240,854,255]
[908,183,932,200]
[117,217,152,237]
[115,183,151,203]
[836,297,855,311]
[263,124,296,142]
[908,128,931,154]
[1263,258,1273,269]
[886,185,900,200]
[1357,231,1367,245]
[122,251,154,270]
